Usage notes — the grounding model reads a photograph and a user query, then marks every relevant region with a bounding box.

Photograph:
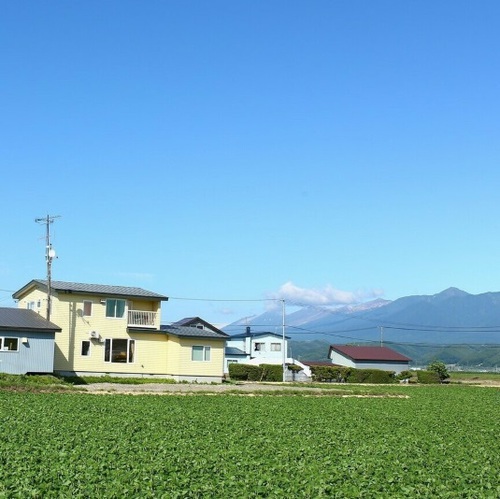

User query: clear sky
[1,1,500,327]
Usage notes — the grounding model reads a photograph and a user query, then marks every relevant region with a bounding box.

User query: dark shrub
[260,364,283,382]
[310,365,351,382]
[417,370,441,384]
[228,363,262,381]
[346,368,396,384]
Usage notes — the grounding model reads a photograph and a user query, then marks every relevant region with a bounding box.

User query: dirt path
[75,379,500,395]
[76,381,318,395]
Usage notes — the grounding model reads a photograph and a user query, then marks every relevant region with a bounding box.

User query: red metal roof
[329,345,411,362]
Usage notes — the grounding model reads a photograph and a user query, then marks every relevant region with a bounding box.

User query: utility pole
[282,299,286,382]
[379,326,384,347]
[35,215,60,321]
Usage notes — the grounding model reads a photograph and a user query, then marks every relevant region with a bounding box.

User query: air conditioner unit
[89,331,100,339]
[100,299,106,305]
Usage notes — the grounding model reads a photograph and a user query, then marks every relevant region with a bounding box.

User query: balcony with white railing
[127,310,158,328]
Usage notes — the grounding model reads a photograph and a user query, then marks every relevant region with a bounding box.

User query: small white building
[328,344,411,375]
[225,327,310,379]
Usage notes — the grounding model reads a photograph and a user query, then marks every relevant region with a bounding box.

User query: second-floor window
[83,301,93,317]
[105,299,125,318]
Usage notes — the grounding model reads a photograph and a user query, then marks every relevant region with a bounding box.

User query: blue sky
[1,1,500,327]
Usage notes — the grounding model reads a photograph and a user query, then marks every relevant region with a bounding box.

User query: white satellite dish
[48,248,56,258]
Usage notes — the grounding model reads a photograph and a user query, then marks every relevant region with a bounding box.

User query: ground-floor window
[104,338,135,363]
[0,337,19,351]
[81,340,91,356]
[192,345,211,361]
[270,343,282,351]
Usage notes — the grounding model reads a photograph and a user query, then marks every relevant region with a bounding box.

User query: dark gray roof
[160,324,228,339]
[230,331,290,340]
[225,346,247,356]
[170,317,227,336]
[171,317,198,326]
[13,280,168,301]
[0,308,61,332]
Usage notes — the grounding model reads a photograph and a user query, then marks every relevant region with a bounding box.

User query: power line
[168,296,277,302]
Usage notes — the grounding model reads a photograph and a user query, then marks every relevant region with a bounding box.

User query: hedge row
[228,363,292,381]
[229,364,445,384]
[309,365,396,384]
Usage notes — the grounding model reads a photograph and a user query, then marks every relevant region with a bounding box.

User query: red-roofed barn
[328,345,411,375]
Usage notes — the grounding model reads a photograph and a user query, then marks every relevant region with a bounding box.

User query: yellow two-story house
[13,280,228,382]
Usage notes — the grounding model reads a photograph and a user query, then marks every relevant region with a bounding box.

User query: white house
[328,344,411,375]
[225,327,310,379]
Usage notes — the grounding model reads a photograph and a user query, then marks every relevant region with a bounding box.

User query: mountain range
[223,288,500,366]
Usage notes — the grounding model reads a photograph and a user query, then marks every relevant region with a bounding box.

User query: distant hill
[223,288,500,366]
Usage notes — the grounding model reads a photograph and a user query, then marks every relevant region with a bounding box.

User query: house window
[192,346,211,361]
[271,343,281,352]
[105,299,126,318]
[254,342,265,352]
[27,301,35,310]
[83,301,93,317]
[81,340,91,356]
[104,339,135,363]
[1,337,19,352]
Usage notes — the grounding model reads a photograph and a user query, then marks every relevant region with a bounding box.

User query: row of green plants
[228,360,451,384]
[0,385,498,497]
[309,365,396,383]
[228,362,287,381]
[310,360,451,384]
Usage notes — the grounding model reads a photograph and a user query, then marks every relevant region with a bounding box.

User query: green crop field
[0,385,498,498]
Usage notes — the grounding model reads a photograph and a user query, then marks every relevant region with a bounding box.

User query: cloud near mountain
[267,281,384,307]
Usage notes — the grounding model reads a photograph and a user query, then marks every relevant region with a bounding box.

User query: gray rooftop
[161,324,229,339]
[170,317,227,335]
[0,308,61,332]
[13,280,168,301]
[225,346,247,356]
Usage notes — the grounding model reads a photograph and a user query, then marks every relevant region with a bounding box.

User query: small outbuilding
[328,344,411,375]
[0,307,61,374]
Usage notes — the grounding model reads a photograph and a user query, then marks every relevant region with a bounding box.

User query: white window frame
[105,299,126,319]
[104,338,135,363]
[81,340,91,357]
[270,343,282,352]
[254,342,265,352]
[192,345,211,362]
[0,337,19,352]
[83,301,93,317]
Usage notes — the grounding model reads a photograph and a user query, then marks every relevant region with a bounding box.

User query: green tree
[427,361,450,382]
